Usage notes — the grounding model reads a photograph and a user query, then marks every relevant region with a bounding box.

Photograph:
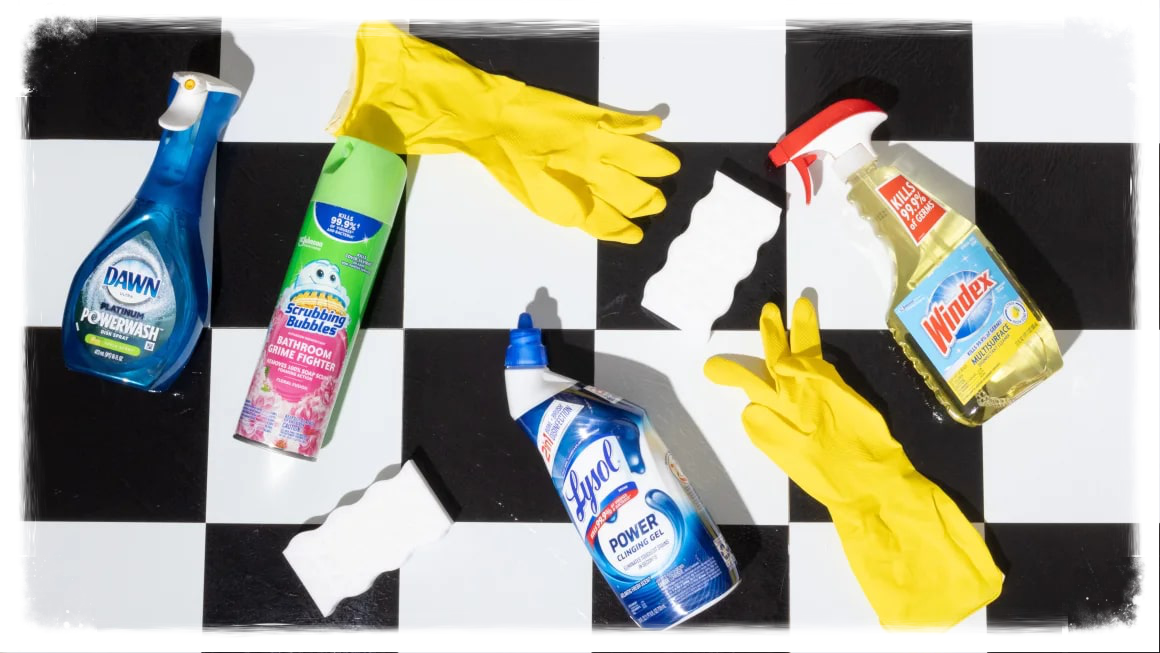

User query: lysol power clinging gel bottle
[771,99,1062,426]
[504,313,740,628]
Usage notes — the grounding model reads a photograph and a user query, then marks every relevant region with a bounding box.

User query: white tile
[599,23,786,142]
[206,328,404,524]
[219,19,361,142]
[983,330,1136,523]
[25,140,153,326]
[788,522,986,631]
[402,154,596,329]
[973,21,1136,143]
[24,140,219,327]
[398,522,591,629]
[594,330,788,526]
[24,522,205,629]
[786,140,974,330]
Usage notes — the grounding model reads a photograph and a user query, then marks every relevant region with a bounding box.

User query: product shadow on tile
[317,328,368,451]
[199,28,254,310]
[218,30,256,102]
[525,286,563,329]
[592,351,753,528]
[974,191,1082,352]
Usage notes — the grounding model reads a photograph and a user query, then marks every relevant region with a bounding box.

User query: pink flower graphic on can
[235,259,352,459]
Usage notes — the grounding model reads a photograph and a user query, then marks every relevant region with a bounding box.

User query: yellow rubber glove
[327,21,680,244]
[704,298,1003,629]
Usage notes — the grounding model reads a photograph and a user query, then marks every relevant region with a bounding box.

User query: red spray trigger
[770,99,887,204]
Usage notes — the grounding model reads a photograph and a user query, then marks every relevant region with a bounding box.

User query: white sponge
[642,171,781,340]
[283,460,452,616]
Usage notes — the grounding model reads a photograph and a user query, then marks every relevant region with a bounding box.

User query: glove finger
[703,356,780,407]
[596,132,681,178]
[758,302,790,377]
[789,296,823,358]
[580,196,644,244]
[597,109,663,135]
[740,403,808,467]
[587,166,668,219]
[505,161,592,229]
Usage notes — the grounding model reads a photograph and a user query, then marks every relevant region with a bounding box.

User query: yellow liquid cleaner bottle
[771,99,1062,426]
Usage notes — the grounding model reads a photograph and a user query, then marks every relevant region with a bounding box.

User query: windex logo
[921,270,997,356]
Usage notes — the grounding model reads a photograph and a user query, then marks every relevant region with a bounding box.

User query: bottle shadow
[592,353,757,532]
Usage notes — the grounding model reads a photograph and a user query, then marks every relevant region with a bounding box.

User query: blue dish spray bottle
[61,72,241,391]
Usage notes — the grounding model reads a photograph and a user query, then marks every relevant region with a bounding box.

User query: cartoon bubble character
[284,259,350,309]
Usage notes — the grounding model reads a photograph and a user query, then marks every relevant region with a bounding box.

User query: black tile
[202,523,398,627]
[211,143,407,328]
[24,327,210,522]
[789,330,984,523]
[402,328,594,522]
[788,481,831,523]
[592,525,788,628]
[408,21,598,104]
[25,18,222,140]
[785,22,974,141]
[597,142,786,329]
[985,523,1139,629]
[975,143,1135,330]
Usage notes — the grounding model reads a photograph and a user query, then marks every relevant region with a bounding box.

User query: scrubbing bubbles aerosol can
[234,136,406,460]
[771,99,1062,425]
[505,314,740,628]
[62,73,241,391]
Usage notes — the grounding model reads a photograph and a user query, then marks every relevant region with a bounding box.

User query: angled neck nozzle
[138,72,242,214]
[506,313,548,368]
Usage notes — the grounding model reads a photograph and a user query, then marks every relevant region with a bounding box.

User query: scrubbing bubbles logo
[921,270,996,357]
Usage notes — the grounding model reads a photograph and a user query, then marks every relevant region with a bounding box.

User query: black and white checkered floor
[21,18,1146,631]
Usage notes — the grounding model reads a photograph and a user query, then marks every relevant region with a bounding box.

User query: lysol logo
[102,259,160,305]
[563,438,621,524]
[921,270,997,356]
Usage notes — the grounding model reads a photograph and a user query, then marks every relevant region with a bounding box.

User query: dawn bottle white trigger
[504,313,740,629]
[771,99,1063,426]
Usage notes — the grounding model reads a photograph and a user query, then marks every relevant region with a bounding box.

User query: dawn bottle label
[73,231,175,364]
[894,233,1042,403]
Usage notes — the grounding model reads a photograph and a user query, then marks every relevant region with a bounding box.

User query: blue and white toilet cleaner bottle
[504,313,740,628]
